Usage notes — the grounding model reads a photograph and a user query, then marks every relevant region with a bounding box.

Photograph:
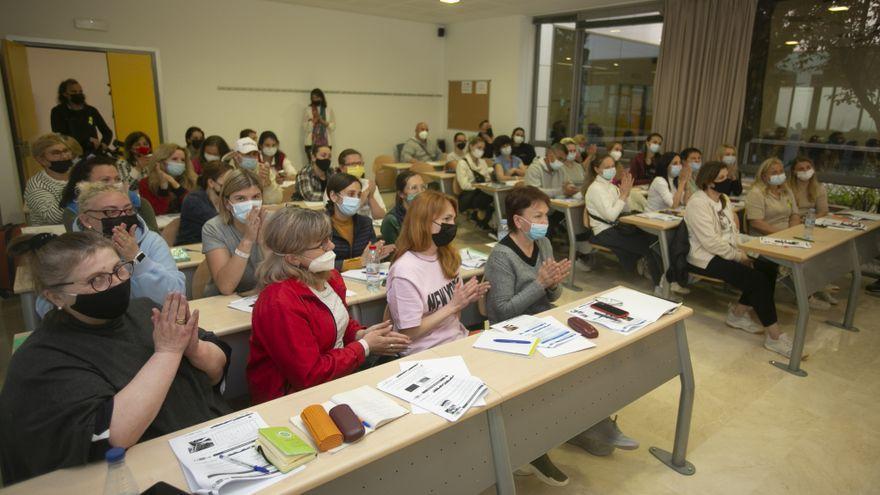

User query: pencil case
[300,404,343,452]
[329,404,365,443]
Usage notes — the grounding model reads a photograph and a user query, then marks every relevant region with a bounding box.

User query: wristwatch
[133,251,146,264]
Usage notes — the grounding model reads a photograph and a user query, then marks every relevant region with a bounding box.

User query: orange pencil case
[300,404,343,452]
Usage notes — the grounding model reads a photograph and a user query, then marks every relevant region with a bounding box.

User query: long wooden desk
[3,287,695,494]
[740,220,880,376]
[419,170,456,195]
[475,181,522,229]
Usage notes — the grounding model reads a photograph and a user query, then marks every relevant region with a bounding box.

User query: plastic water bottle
[498,219,509,240]
[103,447,138,495]
[804,208,816,241]
[365,245,381,292]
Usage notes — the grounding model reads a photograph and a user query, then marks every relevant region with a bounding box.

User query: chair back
[191,258,212,300]
[373,155,397,190]
[161,217,181,247]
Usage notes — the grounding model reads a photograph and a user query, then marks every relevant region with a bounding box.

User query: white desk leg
[657,229,671,298]
[492,191,504,229]
[649,320,696,475]
[20,292,39,332]
[488,406,516,495]
[826,240,861,332]
[562,207,581,291]
[771,261,809,377]
[439,178,449,195]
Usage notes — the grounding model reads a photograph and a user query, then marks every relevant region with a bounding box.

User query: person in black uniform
[50,78,113,156]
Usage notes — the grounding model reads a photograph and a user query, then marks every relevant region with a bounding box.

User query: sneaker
[808,295,831,310]
[576,258,592,272]
[816,290,838,305]
[670,281,691,294]
[516,454,569,486]
[725,306,764,334]
[867,279,880,296]
[764,333,794,358]
[636,258,652,282]
[569,417,639,453]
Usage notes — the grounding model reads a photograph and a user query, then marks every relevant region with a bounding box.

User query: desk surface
[386,163,412,170]
[475,181,521,193]
[740,220,880,263]
[5,286,687,495]
[419,170,455,179]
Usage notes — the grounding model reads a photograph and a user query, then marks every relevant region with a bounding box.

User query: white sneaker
[725,306,764,334]
[809,295,831,310]
[764,333,794,358]
[576,258,592,272]
[816,290,839,305]
[671,281,691,294]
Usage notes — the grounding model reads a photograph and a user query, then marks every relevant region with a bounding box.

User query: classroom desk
[419,170,456,194]
[5,287,695,494]
[20,224,66,235]
[549,198,586,291]
[739,220,880,376]
[385,162,412,176]
[475,182,521,229]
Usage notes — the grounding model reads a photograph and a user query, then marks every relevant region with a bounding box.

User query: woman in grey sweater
[484,185,639,487]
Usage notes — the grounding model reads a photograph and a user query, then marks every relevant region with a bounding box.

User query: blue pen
[363,420,372,429]
[493,338,533,344]
[218,454,270,474]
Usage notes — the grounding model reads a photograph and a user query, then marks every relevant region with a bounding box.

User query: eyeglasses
[306,237,333,251]
[345,161,365,167]
[85,207,136,219]
[48,260,134,292]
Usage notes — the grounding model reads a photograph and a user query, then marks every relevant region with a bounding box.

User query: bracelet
[234,248,251,259]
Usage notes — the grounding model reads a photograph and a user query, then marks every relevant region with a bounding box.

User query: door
[1,40,41,186]
[106,52,161,146]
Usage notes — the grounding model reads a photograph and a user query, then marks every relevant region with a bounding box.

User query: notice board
[448,80,490,131]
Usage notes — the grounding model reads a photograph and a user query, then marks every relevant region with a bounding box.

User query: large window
[532,13,662,149]
[740,0,880,187]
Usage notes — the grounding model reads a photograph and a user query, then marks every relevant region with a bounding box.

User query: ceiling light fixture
[613,62,619,67]
[784,40,799,45]
[609,29,621,33]
[440,0,460,4]
[827,5,849,12]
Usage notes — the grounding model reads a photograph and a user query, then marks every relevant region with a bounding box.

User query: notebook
[256,427,316,473]
[472,330,539,356]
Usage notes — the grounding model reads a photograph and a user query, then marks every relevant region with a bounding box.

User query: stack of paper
[473,330,539,355]
[378,360,488,422]
[816,217,866,231]
[760,237,812,249]
[398,357,486,413]
[638,211,681,222]
[489,314,595,357]
[228,295,259,313]
[460,248,489,269]
[840,210,880,221]
[567,287,681,335]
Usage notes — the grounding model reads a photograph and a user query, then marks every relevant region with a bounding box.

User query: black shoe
[515,454,569,486]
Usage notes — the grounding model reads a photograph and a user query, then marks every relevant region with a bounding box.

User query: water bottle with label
[497,219,509,240]
[103,447,139,495]
[804,207,816,241]
[365,245,380,292]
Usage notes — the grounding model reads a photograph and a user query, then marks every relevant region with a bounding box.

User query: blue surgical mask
[522,217,548,240]
[601,168,616,181]
[240,156,258,170]
[549,159,564,171]
[337,195,360,216]
[690,161,702,172]
[406,192,420,203]
[669,164,682,177]
[230,199,262,223]
[166,161,186,177]
[768,173,786,186]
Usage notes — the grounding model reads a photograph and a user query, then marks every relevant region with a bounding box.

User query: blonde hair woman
[745,157,800,235]
[715,144,743,196]
[247,207,409,403]
[138,143,197,215]
[24,133,75,225]
[788,156,828,217]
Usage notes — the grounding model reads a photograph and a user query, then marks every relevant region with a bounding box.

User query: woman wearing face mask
[23,134,76,225]
[297,144,336,202]
[247,207,410,403]
[387,190,490,357]
[446,132,469,170]
[177,161,234,245]
[680,147,704,198]
[478,120,494,149]
[202,169,266,296]
[50,78,113,155]
[195,135,231,174]
[117,131,153,190]
[334,148,386,220]
[184,126,205,173]
[139,143,197,215]
[60,155,159,233]
[685,162,794,357]
[560,137,586,187]
[511,127,536,165]
[455,136,495,230]
[326,173,394,271]
[585,154,664,295]
[34,181,185,317]
[745,157,800,236]
[492,135,527,181]
[629,133,663,185]
[647,152,691,211]
[228,137,283,205]
[715,144,743,196]
[259,130,296,179]
[381,171,427,244]
[2,232,230,483]
[303,88,335,160]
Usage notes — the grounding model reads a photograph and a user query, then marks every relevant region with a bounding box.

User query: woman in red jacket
[246,206,410,404]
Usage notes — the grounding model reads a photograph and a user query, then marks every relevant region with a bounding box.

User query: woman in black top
[50,79,113,156]
[177,160,234,245]
[0,232,230,484]
[326,173,394,270]
[511,127,536,165]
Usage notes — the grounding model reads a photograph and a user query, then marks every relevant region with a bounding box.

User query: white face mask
[129,168,141,180]
[513,135,524,144]
[306,250,336,273]
[205,153,221,162]
[722,155,737,166]
[610,150,622,161]
[501,146,512,156]
[262,146,278,157]
[471,148,484,159]
[230,199,262,223]
[566,151,577,161]
[648,143,661,153]
[796,169,814,181]
[549,159,564,171]
[418,130,429,140]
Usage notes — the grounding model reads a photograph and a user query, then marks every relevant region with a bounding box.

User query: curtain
[652,0,758,157]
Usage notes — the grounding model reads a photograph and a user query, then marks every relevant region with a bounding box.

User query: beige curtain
[652,0,757,157]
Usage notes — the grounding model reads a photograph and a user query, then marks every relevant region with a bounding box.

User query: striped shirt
[23,171,67,225]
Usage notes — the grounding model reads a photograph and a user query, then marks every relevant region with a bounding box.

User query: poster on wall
[461,81,473,94]
[475,81,488,95]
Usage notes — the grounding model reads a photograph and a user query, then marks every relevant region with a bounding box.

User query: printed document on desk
[567,287,680,334]
[228,295,259,314]
[490,314,594,357]
[400,356,487,413]
[379,362,488,422]
[460,248,489,269]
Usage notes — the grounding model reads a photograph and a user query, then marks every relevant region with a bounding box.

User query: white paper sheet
[398,357,486,413]
[341,262,391,282]
[378,363,488,422]
[534,316,595,357]
[228,295,259,314]
[490,315,594,357]
[460,248,489,269]
[472,330,539,356]
[840,210,880,221]
[760,237,812,249]
[637,211,681,222]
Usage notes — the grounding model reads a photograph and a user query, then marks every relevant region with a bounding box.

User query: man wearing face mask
[525,144,579,199]
[50,79,113,156]
[296,144,337,202]
[35,182,186,317]
[230,137,283,204]
[326,148,386,220]
[24,134,76,225]
[401,122,443,163]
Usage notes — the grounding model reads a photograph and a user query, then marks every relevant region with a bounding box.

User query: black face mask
[70,94,86,105]
[432,222,457,247]
[190,139,204,149]
[486,128,494,137]
[455,141,466,150]
[70,278,131,320]
[713,179,733,196]
[315,158,332,172]
[48,158,74,174]
[312,100,323,106]
[100,214,139,236]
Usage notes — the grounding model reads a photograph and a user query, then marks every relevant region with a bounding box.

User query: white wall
[442,15,535,144]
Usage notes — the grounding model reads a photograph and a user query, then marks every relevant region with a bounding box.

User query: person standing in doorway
[50,79,113,156]
[303,88,335,160]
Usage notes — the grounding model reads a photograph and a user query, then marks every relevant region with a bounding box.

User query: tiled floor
[2,198,879,494]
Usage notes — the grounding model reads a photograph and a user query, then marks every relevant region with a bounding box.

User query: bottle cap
[369,245,376,250]
[105,447,126,463]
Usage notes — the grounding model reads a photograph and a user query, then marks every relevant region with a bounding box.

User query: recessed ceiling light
[784,40,799,45]
[828,5,849,11]
[609,29,621,33]
[440,0,460,4]
[613,62,619,67]
[565,56,572,61]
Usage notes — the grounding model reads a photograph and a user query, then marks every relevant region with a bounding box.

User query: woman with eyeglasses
[1,232,230,483]
[34,182,185,317]
[247,207,410,402]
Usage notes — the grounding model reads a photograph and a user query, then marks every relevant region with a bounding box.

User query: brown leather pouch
[301,404,343,452]
[329,404,366,443]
